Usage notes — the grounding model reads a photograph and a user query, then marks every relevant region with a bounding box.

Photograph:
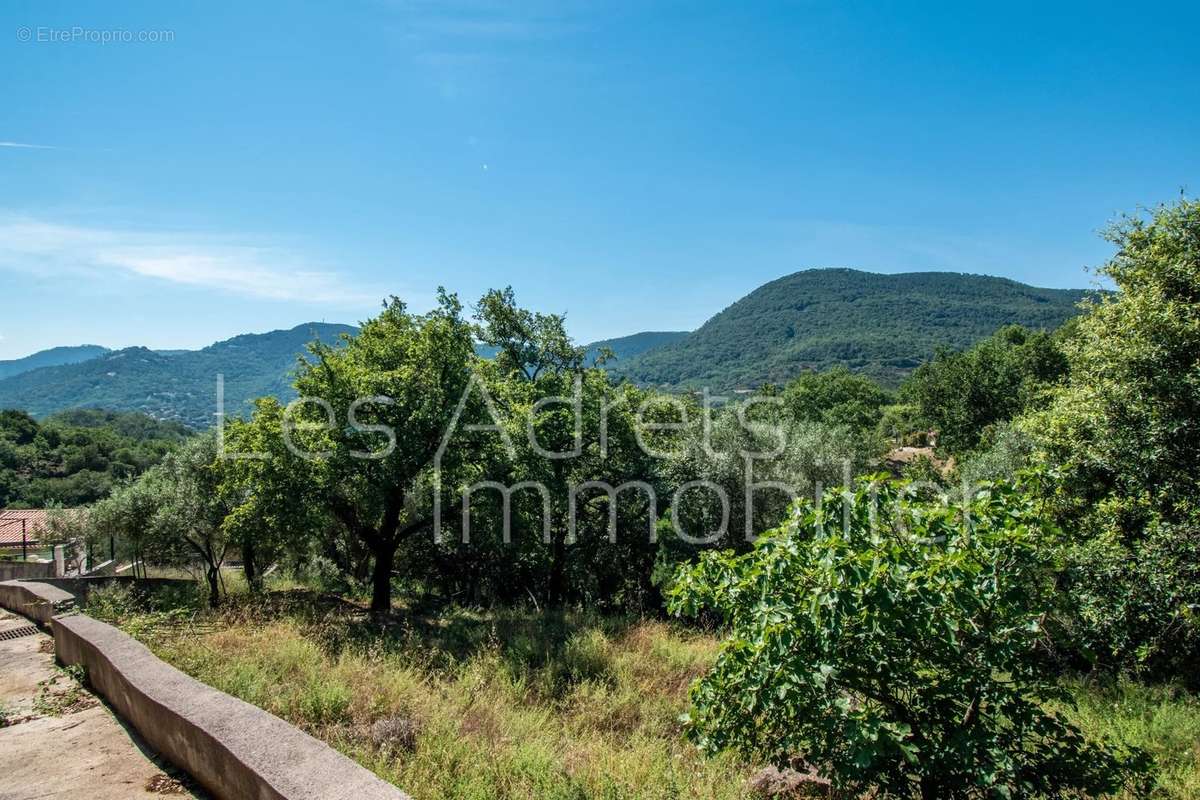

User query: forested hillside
[583,330,689,364]
[611,269,1089,389]
[0,408,190,507]
[0,272,1087,423]
[0,323,355,429]
[0,344,110,380]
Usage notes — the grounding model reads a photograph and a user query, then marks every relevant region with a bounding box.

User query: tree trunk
[548,529,566,606]
[370,543,396,614]
[242,536,260,593]
[919,776,944,800]
[206,565,221,608]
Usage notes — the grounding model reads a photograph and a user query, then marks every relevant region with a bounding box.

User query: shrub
[1059,517,1200,680]
[668,474,1150,799]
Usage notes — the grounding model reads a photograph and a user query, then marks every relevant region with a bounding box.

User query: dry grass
[87,585,1200,800]
[91,588,750,800]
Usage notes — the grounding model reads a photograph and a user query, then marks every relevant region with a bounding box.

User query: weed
[33,664,95,717]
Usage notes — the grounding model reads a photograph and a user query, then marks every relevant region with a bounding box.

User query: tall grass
[89,587,748,800]
[1058,679,1200,800]
[87,585,1200,799]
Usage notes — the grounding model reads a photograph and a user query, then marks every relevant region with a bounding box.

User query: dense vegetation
[903,324,1070,452]
[0,408,190,507]
[612,269,1087,389]
[0,323,355,429]
[670,475,1149,799]
[40,199,1200,798]
[1,271,1085,429]
[582,330,689,365]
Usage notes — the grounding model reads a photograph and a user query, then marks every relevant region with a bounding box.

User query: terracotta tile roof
[0,509,82,547]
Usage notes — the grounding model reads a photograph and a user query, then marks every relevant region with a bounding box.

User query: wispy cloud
[390,0,594,96]
[0,141,58,150]
[0,215,381,307]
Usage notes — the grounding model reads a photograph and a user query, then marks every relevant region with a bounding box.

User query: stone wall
[35,576,192,605]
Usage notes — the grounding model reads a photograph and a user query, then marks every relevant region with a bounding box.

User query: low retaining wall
[0,559,56,581]
[53,614,410,800]
[0,580,411,800]
[35,576,193,605]
[0,579,75,624]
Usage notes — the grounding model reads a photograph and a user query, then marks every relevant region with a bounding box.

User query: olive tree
[149,433,235,606]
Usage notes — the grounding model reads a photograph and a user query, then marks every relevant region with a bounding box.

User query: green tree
[88,474,165,577]
[669,475,1148,799]
[904,325,1068,453]
[149,433,235,606]
[283,292,477,613]
[781,366,890,435]
[473,285,592,378]
[464,289,657,607]
[219,398,329,591]
[662,401,869,553]
[1029,197,1200,675]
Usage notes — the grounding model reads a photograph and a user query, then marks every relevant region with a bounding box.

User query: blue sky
[2,0,1197,359]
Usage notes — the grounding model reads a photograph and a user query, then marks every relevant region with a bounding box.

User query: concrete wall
[0,578,412,799]
[53,614,410,800]
[0,577,192,623]
[0,559,56,582]
[0,579,76,624]
[35,576,193,605]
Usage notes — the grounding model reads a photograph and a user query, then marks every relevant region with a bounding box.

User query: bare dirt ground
[0,609,204,800]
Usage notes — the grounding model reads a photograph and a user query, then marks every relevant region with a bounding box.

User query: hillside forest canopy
[0,408,190,508]
[0,269,1089,427]
[6,198,1200,799]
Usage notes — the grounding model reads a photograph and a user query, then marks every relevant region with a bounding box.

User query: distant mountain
[609,269,1090,389]
[585,331,690,365]
[0,323,356,429]
[0,345,110,380]
[473,331,690,365]
[0,270,1092,424]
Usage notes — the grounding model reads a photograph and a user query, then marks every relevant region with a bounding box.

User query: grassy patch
[90,588,747,800]
[88,585,1200,799]
[33,664,95,717]
[1056,679,1200,800]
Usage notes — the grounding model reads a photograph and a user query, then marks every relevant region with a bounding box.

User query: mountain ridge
[0,269,1092,423]
[0,323,356,429]
[0,344,111,380]
[585,331,690,365]
[608,268,1090,389]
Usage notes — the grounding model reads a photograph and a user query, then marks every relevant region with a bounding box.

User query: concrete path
[0,609,205,800]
